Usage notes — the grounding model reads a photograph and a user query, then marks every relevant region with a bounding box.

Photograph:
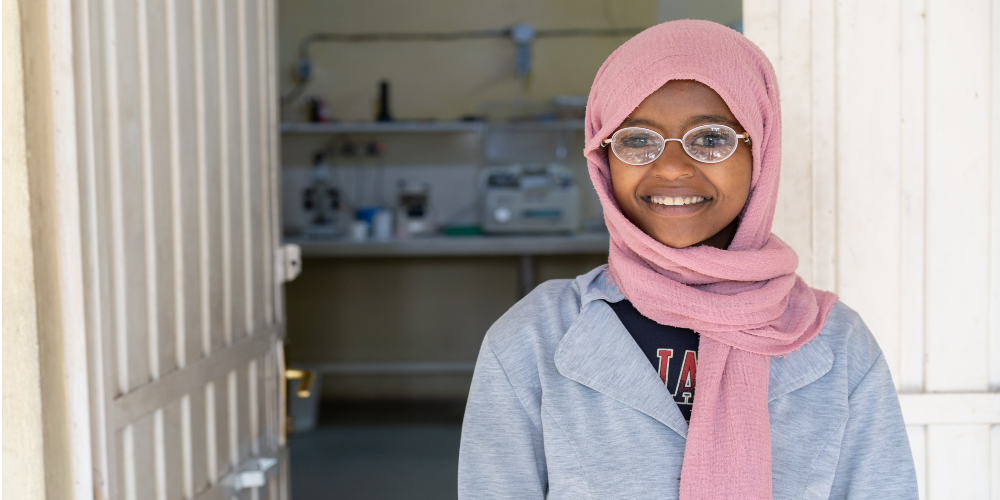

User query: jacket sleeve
[458,339,547,499]
[829,353,919,499]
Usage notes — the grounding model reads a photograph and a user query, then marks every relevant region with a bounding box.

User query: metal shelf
[281,121,485,134]
[484,120,585,132]
[279,120,585,135]
[289,232,609,258]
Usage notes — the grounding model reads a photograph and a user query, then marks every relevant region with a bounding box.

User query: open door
[71,0,293,498]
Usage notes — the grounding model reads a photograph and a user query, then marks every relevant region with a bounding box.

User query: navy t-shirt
[606,299,699,422]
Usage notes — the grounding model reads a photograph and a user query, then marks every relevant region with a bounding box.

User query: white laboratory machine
[479,163,579,234]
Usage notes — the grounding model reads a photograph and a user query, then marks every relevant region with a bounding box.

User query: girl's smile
[643,194,711,216]
[607,80,752,249]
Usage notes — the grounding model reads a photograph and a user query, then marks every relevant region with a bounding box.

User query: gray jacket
[459,266,917,499]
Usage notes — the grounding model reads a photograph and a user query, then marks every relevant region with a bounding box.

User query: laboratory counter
[288,232,609,258]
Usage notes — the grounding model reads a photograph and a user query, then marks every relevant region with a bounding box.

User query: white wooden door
[744,1,1000,498]
[72,0,289,498]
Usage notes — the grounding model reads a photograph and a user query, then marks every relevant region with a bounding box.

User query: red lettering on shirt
[675,350,697,399]
[656,348,674,385]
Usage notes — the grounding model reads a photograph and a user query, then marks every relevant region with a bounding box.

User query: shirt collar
[576,265,625,307]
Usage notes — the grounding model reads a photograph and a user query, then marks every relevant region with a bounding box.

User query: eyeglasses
[601,125,751,165]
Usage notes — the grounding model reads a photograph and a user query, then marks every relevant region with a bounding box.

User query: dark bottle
[376,80,392,122]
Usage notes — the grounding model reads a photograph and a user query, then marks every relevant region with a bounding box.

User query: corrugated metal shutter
[73,0,287,498]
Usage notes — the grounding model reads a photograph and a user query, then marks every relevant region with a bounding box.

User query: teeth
[650,195,706,206]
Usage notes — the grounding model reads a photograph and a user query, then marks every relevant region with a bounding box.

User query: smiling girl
[458,20,917,499]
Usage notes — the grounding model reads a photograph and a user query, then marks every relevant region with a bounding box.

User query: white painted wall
[4,0,52,496]
[745,1,1000,498]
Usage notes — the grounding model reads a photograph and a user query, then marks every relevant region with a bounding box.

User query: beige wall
[278,0,658,122]
[3,0,49,496]
[26,15,78,500]
[3,0,88,498]
[286,255,608,399]
[277,0,743,122]
[658,0,743,29]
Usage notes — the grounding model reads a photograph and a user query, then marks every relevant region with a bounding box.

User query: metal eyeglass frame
[600,124,752,165]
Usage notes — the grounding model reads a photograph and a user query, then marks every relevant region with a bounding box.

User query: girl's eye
[691,132,729,148]
[620,135,657,148]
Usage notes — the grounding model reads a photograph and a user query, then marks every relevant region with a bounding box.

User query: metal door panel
[75,0,287,498]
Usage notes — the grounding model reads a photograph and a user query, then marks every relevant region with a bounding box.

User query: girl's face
[608,80,752,249]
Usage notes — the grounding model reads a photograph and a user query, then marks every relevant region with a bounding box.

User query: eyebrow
[686,114,741,129]
[619,117,660,129]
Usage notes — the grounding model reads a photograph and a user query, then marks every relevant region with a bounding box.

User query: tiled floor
[287,401,465,500]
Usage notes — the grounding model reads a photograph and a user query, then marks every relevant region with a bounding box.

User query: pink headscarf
[584,20,838,499]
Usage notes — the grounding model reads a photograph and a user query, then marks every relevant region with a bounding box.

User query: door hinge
[276,244,302,283]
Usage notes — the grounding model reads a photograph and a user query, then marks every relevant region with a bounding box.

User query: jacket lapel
[560,266,836,439]
[554,299,691,438]
[768,332,835,401]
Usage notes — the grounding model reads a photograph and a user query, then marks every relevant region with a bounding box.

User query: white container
[372,210,393,241]
[349,220,370,241]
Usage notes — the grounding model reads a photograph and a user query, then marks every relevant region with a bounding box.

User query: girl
[458,20,917,499]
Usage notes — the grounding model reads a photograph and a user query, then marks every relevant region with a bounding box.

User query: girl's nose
[650,141,696,180]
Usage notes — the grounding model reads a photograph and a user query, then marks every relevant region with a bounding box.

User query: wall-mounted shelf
[281,121,485,134]
[279,120,585,135]
[288,232,609,258]
[484,120,585,132]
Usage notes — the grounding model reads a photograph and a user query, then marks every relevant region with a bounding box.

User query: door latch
[276,244,302,283]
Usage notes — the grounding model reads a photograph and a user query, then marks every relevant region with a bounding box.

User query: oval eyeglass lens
[613,128,662,165]
[685,126,737,163]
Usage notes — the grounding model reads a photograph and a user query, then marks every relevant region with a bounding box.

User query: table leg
[519,254,536,297]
